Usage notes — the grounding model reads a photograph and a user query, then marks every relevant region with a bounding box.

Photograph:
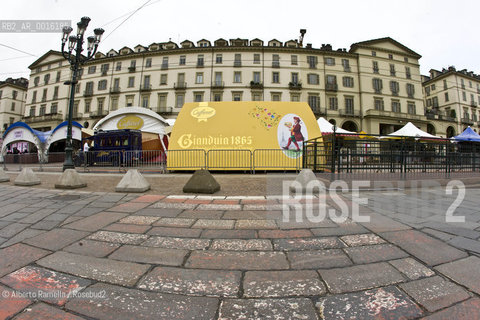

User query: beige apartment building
[21,36,446,136]
[0,78,28,133]
[422,67,480,137]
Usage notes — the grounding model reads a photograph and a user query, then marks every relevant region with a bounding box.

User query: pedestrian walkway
[0,183,479,319]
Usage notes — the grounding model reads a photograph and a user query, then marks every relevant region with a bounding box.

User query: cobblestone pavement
[0,181,479,319]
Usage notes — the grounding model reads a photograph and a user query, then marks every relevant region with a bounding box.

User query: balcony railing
[174,82,187,90]
[325,83,338,91]
[110,87,121,94]
[250,81,263,89]
[461,117,474,125]
[339,108,362,117]
[211,81,224,89]
[197,61,204,67]
[83,90,93,97]
[366,109,424,121]
[272,61,280,68]
[311,107,326,116]
[140,84,152,91]
[23,113,63,123]
[155,106,173,114]
[471,102,478,107]
[72,113,83,120]
[90,110,109,118]
[128,66,136,73]
[161,63,168,70]
[234,61,242,67]
[288,82,302,90]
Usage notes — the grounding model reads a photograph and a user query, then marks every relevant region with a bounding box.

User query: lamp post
[61,17,104,171]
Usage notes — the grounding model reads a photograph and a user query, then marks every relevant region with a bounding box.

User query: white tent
[386,122,438,138]
[317,117,356,134]
[93,107,169,135]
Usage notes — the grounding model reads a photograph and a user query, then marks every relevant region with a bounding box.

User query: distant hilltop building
[4,34,479,137]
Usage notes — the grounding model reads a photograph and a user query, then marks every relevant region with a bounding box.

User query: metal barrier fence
[166,149,206,170]
[207,149,253,171]
[253,149,302,172]
[303,132,480,180]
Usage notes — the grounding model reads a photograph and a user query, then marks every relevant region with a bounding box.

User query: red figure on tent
[283,116,304,151]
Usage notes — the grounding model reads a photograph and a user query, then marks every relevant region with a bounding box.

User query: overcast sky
[1,0,479,80]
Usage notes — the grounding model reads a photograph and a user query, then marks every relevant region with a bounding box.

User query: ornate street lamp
[61,17,104,170]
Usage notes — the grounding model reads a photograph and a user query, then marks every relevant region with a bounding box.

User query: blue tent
[453,126,480,142]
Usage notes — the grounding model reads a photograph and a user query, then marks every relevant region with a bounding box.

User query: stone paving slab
[148,226,203,238]
[361,212,412,233]
[137,266,241,297]
[287,249,353,269]
[319,262,405,294]
[311,222,369,236]
[380,229,468,266]
[0,284,32,320]
[142,236,210,250]
[37,251,150,286]
[0,228,45,248]
[23,228,90,251]
[219,298,318,320]
[0,222,30,238]
[108,245,188,266]
[340,233,386,247]
[435,256,480,295]
[422,298,480,320]
[200,229,256,239]
[177,210,224,219]
[317,286,423,320]
[222,210,282,220]
[152,202,198,210]
[192,219,235,229]
[258,229,312,239]
[66,283,218,320]
[118,215,160,225]
[186,251,289,270]
[87,230,149,245]
[344,244,409,264]
[153,217,196,228]
[243,270,326,298]
[235,219,277,229]
[63,239,120,258]
[210,239,272,251]
[273,237,344,251]
[63,212,127,231]
[134,208,182,217]
[399,275,470,312]
[103,223,152,233]
[448,236,480,254]
[388,257,435,280]
[106,201,150,213]
[0,243,50,277]
[0,266,91,306]
[12,302,87,320]
[30,220,62,230]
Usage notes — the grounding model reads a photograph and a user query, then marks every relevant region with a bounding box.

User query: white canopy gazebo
[317,117,356,135]
[93,107,171,151]
[385,122,438,139]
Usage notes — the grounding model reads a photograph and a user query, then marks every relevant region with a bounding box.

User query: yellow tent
[168,101,322,170]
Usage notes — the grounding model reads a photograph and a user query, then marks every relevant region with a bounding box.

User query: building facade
[423,67,480,137]
[0,77,28,133]
[20,36,455,137]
